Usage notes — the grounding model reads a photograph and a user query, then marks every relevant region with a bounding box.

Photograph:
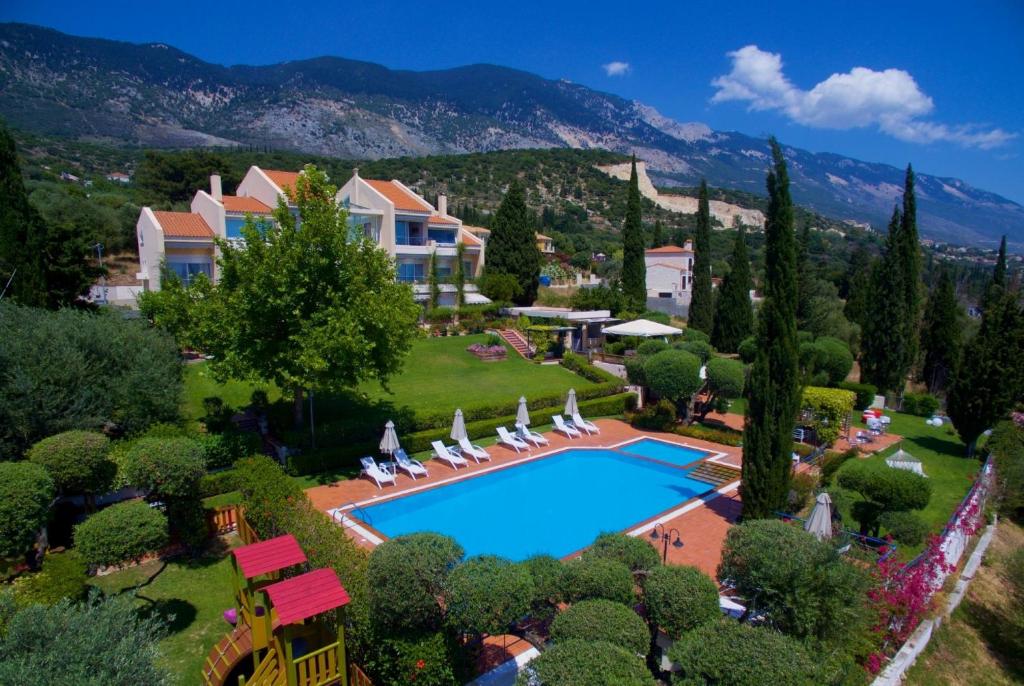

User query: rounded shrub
[643,349,702,404]
[682,327,710,344]
[550,599,650,656]
[27,430,114,496]
[73,500,169,568]
[562,557,635,606]
[13,551,88,606]
[515,639,655,686]
[880,511,929,546]
[680,340,715,363]
[642,564,721,639]
[737,336,757,364]
[584,532,661,573]
[0,461,55,557]
[125,437,206,500]
[521,555,566,619]
[812,336,854,386]
[668,620,821,686]
[445,555,533,636]
[631,398,677,431]
[368,532,464,635]
[636,339,668,357]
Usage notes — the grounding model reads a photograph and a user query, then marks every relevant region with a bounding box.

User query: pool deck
[305,419,743,577]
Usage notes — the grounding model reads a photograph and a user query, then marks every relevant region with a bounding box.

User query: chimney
[210,174,222,201]
[437,194,447,216]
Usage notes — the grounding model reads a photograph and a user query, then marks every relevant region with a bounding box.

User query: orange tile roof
[460,229,482,246]
[464,225,490,235]
[645,245,688,254]
[536,233,552,241]
[263,169,301,194]
[365,179,432,213]
[221,195,273,214]
[428,214,459,225]
[152,211,213,238]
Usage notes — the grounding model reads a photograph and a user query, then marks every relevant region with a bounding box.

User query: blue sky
[3,0,1022,202]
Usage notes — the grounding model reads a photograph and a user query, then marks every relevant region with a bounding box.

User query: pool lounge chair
[360,456,396,489]
[552,415,581,438]
[516,424,549,448]
[496,426,530,453]
[393,449,429,479]
[431,440,469,469]
[571,412,599,435]
[458,436,492,462]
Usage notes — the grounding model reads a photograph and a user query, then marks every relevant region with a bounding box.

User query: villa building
[135,166,489,306]
[644,241,695,316]
[464,225,556,257]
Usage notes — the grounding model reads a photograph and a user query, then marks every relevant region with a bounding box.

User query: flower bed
[466,343,507,361]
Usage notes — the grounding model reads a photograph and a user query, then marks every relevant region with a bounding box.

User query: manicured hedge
[73,500,169,568]
[562,557,635,606]
[583,532,661,573]
[516,639,655,686]
[674,423,743,447]
[549,599,650,656]
[125,437,206,500]
[287,392,638,476]
[642,565,720,639]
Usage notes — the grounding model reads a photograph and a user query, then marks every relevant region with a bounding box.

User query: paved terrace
[306,419,743,576]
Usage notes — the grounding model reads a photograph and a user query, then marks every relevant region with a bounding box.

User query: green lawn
[828,411,980,555]
[89,538,239,686]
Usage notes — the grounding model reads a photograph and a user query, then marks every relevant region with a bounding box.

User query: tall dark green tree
[428,250,441,309]
[621,155,647,310]
[947,289,1024,455]
[897,165,923,376]
[920,267,962,393]
[671,225,687,249]
[860,207,909,395]
[983,235,1008,311]
[688,180,714,333]
[795,222,814,329]
[741,140,800,520]
[711,226,753,353]
[484,179,541,306]
[651,220,666,248]
[842,245,873,330]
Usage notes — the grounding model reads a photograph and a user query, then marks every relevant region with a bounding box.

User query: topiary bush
[636,340,668,357]
[902,393,940,417]
[584,532,660,573]
[880,511,929,546]
[682,327,710,344]
[679,340,715,363]
[73,501,169,568]
[667,619,822,686]
[644,349,702,404]
[837,460,931,535]
[521,555,566,620]
[26,430,114,498]
[0,462,54,558]
[368,533,464,635]
[562,557,635,606]
[631,399,677,431]
[737,336,757,363]
[515,639,655,686]
[125,437,206,500]
[444,555,533,637]
[642,564,720,639]
[837,381,877,410]
[12,551,88,607]
[550,599,650,656]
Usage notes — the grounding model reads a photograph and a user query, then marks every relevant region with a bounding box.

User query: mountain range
[0,22,1020,248]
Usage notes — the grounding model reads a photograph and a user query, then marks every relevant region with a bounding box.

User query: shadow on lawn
[137,596,199,636]
[961,591,1024,680]
[904,433,972,460]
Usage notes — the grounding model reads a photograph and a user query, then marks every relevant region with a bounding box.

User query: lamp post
[649,523,683,563]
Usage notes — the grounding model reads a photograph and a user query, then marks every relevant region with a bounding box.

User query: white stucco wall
[236,167,287,209]
[136,208,166,291]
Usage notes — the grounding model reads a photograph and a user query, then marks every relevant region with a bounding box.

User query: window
[658,292,672,298]
[397,262,425,283]
[427,228,456,245]
[226,216,272,239]
[462,260,473,278]
[349,214,380,243]
[437,265,452,279]
[138,230,144,248]
[396,221,424,246]
[168,261,212,286]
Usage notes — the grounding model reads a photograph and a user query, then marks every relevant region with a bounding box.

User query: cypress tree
[621,155,647,310]
[983,235,1008,310]
[860,207,908,395]
[671,225,687,249]
[688,180,714,333]
[428,250,440,309]
[651,220,666,248]
[741,139,800,520]
[711,226,753,353]
[0,126,46,307]
[795,222,814,329]
[842,245,873,330]
[897,165,923,377]
[920,267,961,393]
[484,179,540,306]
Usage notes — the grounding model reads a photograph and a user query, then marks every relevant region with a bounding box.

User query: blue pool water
[358,448,712,560]
[618,438,713,467]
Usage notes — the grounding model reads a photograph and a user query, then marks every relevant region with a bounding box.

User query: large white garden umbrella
[564,389,579,418]
[804,492,833,542]
[379,420,401,455]
[450,409,468,442]
[516,397,531,427]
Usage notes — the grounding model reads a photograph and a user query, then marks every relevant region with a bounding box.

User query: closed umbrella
[516,397,531,427]
[803,492,833,542]
[564,389,579,418]
[450,409,468,442]
[379,420,401,455]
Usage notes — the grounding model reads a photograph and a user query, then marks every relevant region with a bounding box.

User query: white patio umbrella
[516,397,531,427]
[450,409,468,442]
[379,420,401,455]
[804,492,833,542]
[564,388,579,418]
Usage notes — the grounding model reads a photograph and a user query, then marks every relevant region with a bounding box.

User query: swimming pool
[355,445,716,560]
[618,438,712,467]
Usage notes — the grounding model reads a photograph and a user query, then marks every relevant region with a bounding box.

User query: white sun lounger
[360,456,396,489]
[516,424,549,447]
[571,412,599,435]
[552,415,581,438]
[431,440,469,469]
[458,436,491,462]
[496,426,530,453]
[393,448,429,479]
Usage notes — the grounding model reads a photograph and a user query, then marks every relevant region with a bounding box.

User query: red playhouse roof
[264,568,350,625]
[232,534,307,579]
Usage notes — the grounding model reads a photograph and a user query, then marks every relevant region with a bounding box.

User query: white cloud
[711,45,1015,149]
[602,61,631,77]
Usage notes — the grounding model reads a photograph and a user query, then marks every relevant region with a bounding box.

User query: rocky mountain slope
[1,22,1020,247]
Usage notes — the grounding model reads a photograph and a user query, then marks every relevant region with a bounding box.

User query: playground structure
[203,531,357,686]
